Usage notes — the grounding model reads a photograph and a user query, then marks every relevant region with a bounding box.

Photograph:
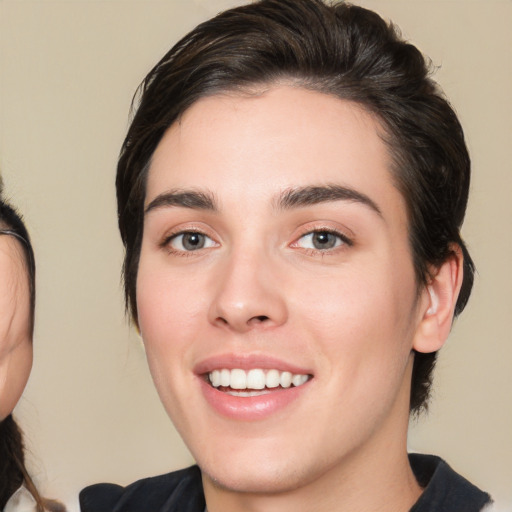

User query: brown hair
[116,0,473,414]
[0,416,64,512]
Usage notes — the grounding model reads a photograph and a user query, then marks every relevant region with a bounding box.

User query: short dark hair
[116,0,474,414]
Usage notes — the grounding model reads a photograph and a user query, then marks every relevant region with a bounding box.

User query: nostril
[252,315,270,323]
[214,314,272,330]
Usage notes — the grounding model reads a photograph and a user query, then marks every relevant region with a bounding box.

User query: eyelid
[160,224,219,253]
[290,225,354,252]
[170,232,216,251]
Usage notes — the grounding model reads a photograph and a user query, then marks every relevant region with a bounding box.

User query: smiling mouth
[208,368,312,396]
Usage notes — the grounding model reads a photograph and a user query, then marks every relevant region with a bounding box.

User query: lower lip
[199,378,310,421]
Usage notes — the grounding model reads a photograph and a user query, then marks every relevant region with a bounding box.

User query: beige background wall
[1,1,511,510]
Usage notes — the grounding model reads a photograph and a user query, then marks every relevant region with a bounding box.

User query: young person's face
[0,235,32,420]
[137,86,430,495]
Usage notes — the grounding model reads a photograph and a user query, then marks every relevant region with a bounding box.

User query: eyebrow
[144,184,382,217]
[145,189,218,214]
[276,184,382,217]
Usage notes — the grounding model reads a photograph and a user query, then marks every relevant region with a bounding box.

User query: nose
[208,248,288,333]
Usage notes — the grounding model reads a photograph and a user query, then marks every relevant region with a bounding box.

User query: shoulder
[4,486,37,512]
[409,453,492,512]
[79,465,205,512]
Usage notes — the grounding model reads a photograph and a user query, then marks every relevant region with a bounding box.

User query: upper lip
[194,353,312,376]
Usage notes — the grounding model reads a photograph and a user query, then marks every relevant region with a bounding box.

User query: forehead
[146,86,405,222]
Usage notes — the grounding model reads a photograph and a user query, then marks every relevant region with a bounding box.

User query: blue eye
[168,232,216,251]
[297,231,346,250]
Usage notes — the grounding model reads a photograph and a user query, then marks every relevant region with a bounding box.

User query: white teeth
[247,369,266,390]
[227,390,271,397]
[265,369,280,388]
[280,371,292,388]
[220,368,230,387]
[230,369,247,390]
[292,374,308,387]
[208,368,310,391]
[210,369,221,387]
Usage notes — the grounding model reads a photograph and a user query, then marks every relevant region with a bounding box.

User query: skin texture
[0,234,32,421]
[136,86,463,512]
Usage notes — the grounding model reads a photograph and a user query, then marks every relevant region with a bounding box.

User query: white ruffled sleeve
[3,486,37,512]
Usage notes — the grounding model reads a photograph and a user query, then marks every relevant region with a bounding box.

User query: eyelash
[161,229,217,256]
[160,227,353,257]
[292,228,353,255]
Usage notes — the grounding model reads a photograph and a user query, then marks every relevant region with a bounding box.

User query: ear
[413,245,464,354]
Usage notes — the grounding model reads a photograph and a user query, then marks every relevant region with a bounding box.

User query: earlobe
[413,246,464,354]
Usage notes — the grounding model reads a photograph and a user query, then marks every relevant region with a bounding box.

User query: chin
[194,438,331,496]
[200,460,312,495]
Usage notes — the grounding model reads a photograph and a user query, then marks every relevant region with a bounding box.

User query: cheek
[136,261,211,397]
[0,342,33,420]
[295,270,417,423]
[293,262,418,366]
[136,267,197,417]
[137,263,202,339]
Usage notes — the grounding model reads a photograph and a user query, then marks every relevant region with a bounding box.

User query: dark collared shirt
[80,454,491,512]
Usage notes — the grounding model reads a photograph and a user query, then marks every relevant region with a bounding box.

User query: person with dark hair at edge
[0,180,66,512]
[80,1,492,510]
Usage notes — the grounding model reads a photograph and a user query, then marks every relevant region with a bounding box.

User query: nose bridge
[209,243,287,332]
